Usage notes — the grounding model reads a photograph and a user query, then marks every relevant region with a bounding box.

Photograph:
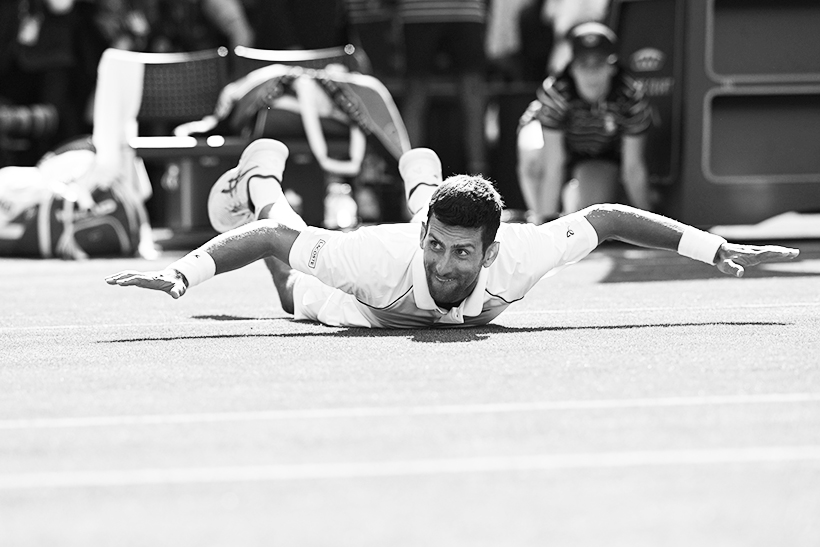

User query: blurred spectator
[242,0,348,51]
[0,0,106,163]
[517,0,555,82]
[94,0,253,53]
[485,0,531,82]
[396,0,489,175]
[342,0,400,80]
[516,22,652,224]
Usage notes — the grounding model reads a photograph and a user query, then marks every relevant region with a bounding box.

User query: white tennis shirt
[288,212,599,328]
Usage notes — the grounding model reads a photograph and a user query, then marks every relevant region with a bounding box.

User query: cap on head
[570,22,618,66]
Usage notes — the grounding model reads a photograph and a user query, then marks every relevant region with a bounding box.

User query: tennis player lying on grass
[106,139,799,328]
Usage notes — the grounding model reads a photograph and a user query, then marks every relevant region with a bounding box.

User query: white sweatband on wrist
[677,227,726,264]
[169,250,216,288]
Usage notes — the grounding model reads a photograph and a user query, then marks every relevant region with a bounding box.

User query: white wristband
[169,250,216,288]
[677,227,726,264]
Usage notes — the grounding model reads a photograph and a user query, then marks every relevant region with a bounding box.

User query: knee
[518,152,544,181]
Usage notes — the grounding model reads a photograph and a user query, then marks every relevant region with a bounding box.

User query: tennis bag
[0,146,141,259]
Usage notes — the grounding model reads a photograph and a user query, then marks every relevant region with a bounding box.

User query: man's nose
[436,254,454,276]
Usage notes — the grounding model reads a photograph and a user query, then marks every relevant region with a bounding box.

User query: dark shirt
[520,69,652,162]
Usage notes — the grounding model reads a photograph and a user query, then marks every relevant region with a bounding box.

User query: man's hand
[715,243,800,277]
[105,269,188,299]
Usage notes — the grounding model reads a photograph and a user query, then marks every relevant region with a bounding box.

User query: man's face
[570,54,616,102]
[420,214,499,309]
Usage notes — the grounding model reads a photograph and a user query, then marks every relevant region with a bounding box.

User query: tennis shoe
[398,148,442,217]
[208,139,289,233]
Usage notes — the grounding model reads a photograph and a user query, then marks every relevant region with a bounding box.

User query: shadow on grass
[600,243,820,284]
[100,320,789,344]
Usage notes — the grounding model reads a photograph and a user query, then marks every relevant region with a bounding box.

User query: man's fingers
[734,246,800,269]
[104,270,182,297]
[758,245,800,262]
[104,271,142,284]
[717,259,744,278]
[715,243,800,277]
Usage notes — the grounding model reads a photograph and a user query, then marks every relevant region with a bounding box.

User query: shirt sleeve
[288,224,416,304]
[532,212,600,275]
[496,211,600,297]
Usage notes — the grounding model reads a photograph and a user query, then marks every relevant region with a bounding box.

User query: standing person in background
[0,0,105,159]
[94,0,254,53]
[242,0,349,51]
[484,0,531,83]
[516,22,652,224]
[396,0,489,176]
[342,0,400,80]
[517,0,555,83]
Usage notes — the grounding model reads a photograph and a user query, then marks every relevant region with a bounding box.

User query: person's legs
[401,22,442,148]
[458,70,488,174]
[562,159,620,213]
[516,121,563,222]
[402,76,431,148]
[261,254,298,314]
[207,139,308,313]
[398,147,443,222]
[449,22,488,174]
[284,146,443,325]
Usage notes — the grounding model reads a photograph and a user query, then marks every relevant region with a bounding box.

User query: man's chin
[430,285,463,308]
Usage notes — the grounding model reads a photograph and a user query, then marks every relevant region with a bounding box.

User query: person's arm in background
[618,72,654,210]
[539,127,568,219]
[517,77,571,224]
[518,123,567,223]
[621,133,651,210]
[202,0,255,48]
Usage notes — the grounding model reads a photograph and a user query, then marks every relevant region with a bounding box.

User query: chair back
[135,48,231,127]
[231,44,367,80]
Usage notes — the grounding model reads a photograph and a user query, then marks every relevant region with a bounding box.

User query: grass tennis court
[2,238,819,546]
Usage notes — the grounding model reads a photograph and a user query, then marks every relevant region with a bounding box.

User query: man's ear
[419,222,427,249]
[482,241,500,268]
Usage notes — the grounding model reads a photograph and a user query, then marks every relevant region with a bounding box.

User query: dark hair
[427,175,504,250]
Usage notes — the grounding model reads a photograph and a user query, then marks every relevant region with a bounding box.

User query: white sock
[249,178,284,219]
[258,194,308,230]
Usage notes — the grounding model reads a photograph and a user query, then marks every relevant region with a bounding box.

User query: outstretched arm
[583,203,799,277]
[105,220,300,298]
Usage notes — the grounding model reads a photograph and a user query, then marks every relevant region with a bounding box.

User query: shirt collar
[412,249,488,316]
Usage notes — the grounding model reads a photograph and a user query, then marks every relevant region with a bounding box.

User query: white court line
[504,301,819,316]
[2,445,820,490]
[3,393,819,430]
[0,319,286,333]
[1,301,816,333]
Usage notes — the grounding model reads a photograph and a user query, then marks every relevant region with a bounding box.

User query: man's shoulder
[346,222,420,260]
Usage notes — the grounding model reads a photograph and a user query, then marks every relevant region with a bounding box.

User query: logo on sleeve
[567,229,574,238]
[308,239,326,269]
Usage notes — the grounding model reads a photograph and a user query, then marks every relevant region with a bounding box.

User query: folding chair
[93,47,247,231]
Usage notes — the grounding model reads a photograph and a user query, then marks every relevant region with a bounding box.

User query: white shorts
[291,273,372,328]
